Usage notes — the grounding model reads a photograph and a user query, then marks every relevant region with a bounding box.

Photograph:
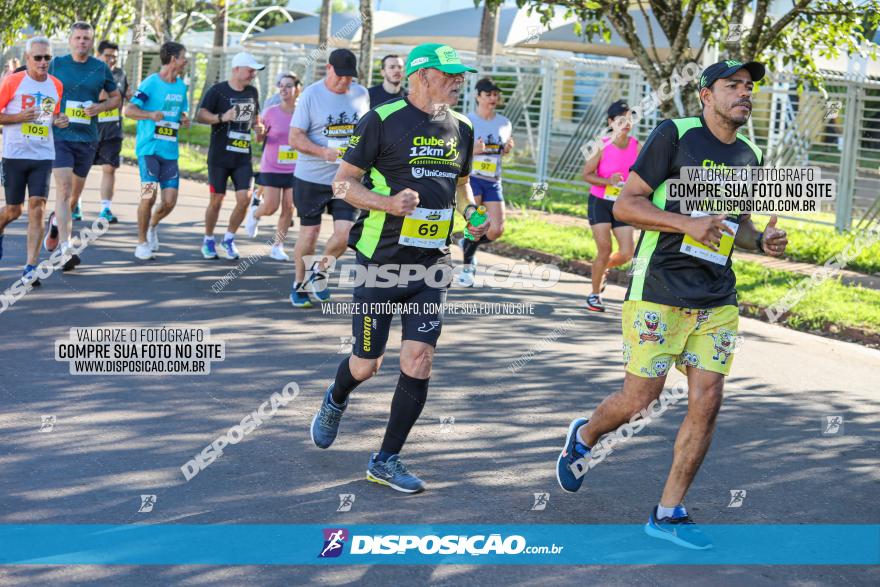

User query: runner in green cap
[307,43,484,494]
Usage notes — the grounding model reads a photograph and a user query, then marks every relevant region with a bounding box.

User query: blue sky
[290,0,516,18]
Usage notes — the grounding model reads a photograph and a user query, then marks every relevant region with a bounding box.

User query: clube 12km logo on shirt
[318,528,547,558]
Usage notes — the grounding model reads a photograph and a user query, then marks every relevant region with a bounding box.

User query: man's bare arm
[613,171,689,233]
[332,161,392,212]
[290,127,337,160]
[454,175,477,219]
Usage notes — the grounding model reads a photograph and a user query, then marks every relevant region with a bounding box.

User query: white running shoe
[456,265,476,287]
[270,245,289,261]
[147,226,160,252]
[245,205,259,238]
[135,242,154,260]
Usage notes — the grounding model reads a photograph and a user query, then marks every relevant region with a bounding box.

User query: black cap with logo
[607,99,629,119]
[329,48,358,77]
[699,59,765,90]
[475,78,501,93]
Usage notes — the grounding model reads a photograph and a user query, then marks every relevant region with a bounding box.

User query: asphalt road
[0,164,877,585]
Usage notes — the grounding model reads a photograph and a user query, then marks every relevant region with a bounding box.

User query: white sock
[203,235,214,244]
[101,200,111,210]
[576,428,590,448]
[657,503,686,519]
[272,244,283,251]
[224,231,235,242]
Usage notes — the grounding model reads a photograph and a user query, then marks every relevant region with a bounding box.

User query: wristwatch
[463,203,477,221]
[755,231,765,254]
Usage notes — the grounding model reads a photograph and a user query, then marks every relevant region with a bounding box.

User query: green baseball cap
[405,43,478,77]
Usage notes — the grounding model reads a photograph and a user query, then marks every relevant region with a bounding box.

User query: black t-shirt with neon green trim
[343,97,474,265]
[626,116,763,309]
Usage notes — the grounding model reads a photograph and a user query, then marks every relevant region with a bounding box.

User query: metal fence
[5,42,877,231]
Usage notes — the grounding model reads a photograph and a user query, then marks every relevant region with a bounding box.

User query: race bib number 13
[399,207,453,249]
[277,145,298,164]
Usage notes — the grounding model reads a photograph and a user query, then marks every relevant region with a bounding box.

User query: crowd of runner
[0,22,791,551]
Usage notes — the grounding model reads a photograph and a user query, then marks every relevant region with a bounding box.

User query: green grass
[471,211,880,334]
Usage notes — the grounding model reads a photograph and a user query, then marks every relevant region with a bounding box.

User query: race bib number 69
[399,207,453,248]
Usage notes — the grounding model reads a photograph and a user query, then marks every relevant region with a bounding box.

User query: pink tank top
[590,136,639,200]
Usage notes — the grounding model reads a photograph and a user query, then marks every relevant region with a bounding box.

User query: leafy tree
[511,0,880,116]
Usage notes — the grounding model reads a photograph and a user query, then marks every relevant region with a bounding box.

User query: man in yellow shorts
[555,59,789,549]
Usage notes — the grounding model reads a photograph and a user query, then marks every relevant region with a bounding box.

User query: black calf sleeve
[331,357,364,405]
[380,371,430,455]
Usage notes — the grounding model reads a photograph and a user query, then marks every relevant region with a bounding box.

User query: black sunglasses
[32,55,52,62]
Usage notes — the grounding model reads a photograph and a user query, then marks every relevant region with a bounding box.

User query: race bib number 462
[227,130,251,153]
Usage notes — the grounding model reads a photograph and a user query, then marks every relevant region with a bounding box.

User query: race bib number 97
[473,155,498,178]
[399,207,453,248]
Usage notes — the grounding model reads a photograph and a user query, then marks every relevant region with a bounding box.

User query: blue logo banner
[1,525,877,565]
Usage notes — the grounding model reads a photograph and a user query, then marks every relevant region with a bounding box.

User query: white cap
[231,52,265,71]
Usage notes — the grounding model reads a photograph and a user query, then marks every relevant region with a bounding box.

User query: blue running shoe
[644,506,713,550]
[304,268,330,302]
[99,208,118,224]
[201,240,219,260]
[310,384,346,449]
[22,264,41,287]
[221,237,240,260]
[290,285,313,308]
[556,417,590,493]
[72,203,82,221]
[366,453,425,494]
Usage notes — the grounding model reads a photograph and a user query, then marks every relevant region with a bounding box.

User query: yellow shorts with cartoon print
[622,301,740,378]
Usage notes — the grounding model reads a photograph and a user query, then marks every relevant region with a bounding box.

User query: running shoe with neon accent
[72,203,82,221]
[290,285,313,308]
[586,294,605,313]
[556,417,590,493]
[221,237,240,260]
[304,268,330,302]
[22,264,41,287]
[644,506,713,550]
[310,384,347,449]
[44,211,58,252]
[99,208,118,224]
[201,240,219,260]
[366,454,425,494]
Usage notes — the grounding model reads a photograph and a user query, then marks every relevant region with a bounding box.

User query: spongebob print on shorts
[622,301,740,377]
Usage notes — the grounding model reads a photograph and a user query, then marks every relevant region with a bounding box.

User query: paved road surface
[0,165,877,585]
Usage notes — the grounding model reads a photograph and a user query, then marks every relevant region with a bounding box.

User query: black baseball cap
[329,48,357,77]
[607,100,629,119]
[475,78,500,93]
[699,59,765,89]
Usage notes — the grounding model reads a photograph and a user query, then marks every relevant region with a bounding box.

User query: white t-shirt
[0,71,63,160]
[290,80,369,185]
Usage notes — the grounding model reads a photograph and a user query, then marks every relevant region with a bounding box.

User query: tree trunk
[317,0,332,77]
[358,0,373,85]
[131,0,145,87]
[163,0,174,44]
[204,0,227,89]
[477,2,499,59]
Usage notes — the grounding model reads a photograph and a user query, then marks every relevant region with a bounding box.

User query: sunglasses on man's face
[32,55,52,62]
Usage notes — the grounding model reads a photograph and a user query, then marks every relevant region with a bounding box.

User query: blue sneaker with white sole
[310,384,346,449]
[366,453,425,494]
[303,268,330,302]
[201,240,219,260]
[556,417,590,493]
[290,284,313,308]
[644,506,713,550]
